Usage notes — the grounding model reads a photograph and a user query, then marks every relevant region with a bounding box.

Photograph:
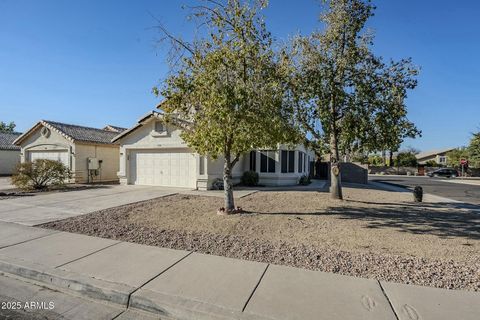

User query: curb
[368,181,462,204]
[0,254,268,320]
[0,254,134,306]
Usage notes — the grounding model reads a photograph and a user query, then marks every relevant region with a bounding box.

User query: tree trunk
[329,130,343,200]
[223,153,235,212]
[388,150,394,167]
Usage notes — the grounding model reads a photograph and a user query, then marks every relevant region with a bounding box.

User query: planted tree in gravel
[369,59,420,167]
[289,0,418,199]
[154,0,299,213]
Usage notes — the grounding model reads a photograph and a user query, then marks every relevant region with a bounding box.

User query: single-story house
[103,125,127,133]
[112,111,315,190]
[416,148,456,165]
[0,132,22,175]
[14,120,124,183]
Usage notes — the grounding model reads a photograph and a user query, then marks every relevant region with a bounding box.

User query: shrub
[394,152,418,167]
[211,178,224,190]
[12,159,71,190]
[241,170,259,186]
[299,174,311,185]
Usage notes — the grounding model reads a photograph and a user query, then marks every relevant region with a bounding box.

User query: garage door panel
[29,151,69,167]
[130,150,196,188]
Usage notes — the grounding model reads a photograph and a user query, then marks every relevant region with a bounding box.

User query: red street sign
[460,159,467,165]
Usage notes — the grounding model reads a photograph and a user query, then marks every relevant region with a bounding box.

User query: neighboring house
[112,111,315,190]
[0,132,22,175]
[103,125,127,133]
[14,121,124,183]
[416,148,456,165]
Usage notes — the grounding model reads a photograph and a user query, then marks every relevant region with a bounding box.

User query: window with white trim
[281,150,295,173]
[260,151,276,173]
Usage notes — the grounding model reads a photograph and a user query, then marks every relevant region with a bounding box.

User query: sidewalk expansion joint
[377,280,399,320]
[110,308,128,320]
[0,231,61,250]
[242,263,270,312]
[54,241,122,268]
[126,251,194,309]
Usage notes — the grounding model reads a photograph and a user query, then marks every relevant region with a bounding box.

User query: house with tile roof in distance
[0,132,22,175]
[103,125,127,133]
[14,121,125,183]
[416,147,456,166]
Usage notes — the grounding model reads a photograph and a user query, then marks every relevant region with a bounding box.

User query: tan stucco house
[112,111,315,190]
[416,148,456,165]
[0,132,22,175]
[14,120,123,183]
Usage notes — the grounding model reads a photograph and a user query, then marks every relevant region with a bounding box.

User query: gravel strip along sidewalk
[41,206,480,291]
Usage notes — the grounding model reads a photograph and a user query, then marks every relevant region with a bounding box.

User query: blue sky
[1,0,479,151]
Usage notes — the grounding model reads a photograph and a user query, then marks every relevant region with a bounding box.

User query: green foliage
[288,0,418,199]
[12,159,71,190]
[446,148,469,167]
[241,170,259,186]
[368,155,384,166]
[425,160,442,167]
[468,132,480,168]
[156,0,300,210]
[0,121,16,133]
[394,152,417,167]
[298,174,311,185]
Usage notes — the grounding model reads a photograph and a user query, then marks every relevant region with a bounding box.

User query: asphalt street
[369,175,480,206]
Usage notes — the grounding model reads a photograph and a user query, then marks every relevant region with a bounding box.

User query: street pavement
[369,175,480,206]
[0,221,478,320]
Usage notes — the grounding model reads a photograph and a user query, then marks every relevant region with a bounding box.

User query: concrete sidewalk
[0,221,478,320]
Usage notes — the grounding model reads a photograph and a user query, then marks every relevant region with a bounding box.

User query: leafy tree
[155,0,299,212]
[468,132,480,168]
[394,151,417,167]
[446,148,469,167]
[0,121,16,133]
[367,154,384,166]
[289,0,418,199]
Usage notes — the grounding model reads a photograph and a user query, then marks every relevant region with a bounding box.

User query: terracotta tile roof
[0,132,21,150]
[43,121,119,144]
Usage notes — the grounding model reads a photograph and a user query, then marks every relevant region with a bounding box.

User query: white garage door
[29,150,69,167]
[130,150,196,188]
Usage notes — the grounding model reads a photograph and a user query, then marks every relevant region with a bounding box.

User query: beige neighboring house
[14,121,124,183]
[0,132,22,175]
[416,147,456,165]
[112,111,315,190]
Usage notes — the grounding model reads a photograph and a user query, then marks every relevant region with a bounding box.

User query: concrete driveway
[0,185,183,226]
[0,177,15,192]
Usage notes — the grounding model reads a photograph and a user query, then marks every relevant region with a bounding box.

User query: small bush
[211,178,224,190]
[299,174,311,185]
[12,159,71,190]
[241,170,259,186]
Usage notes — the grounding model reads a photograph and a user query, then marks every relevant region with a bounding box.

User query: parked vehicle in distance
[427,168,459,178]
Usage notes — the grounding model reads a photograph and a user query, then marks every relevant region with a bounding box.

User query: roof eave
[111,111,161,143]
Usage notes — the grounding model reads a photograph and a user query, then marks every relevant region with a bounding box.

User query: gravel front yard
[41,186,480,291]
